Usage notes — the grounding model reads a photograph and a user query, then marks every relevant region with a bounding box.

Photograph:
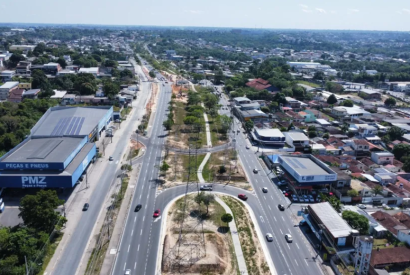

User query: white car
[246,145,250,149]
[266,233,273,242]
[125,269,131,275]
[285,234,293,243]
[358,204,367,209]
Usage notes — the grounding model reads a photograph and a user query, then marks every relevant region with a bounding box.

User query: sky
[0,0,409,31]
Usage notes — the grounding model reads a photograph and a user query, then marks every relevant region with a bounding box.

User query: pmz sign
[21,176,47,188]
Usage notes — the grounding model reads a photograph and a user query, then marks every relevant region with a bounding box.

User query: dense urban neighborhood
[0,24,410,275]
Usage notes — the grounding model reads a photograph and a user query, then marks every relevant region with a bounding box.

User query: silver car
[266,233,273,242]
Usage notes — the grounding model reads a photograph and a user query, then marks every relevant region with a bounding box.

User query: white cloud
[315,8,327,14]
[402,9,410,14]
[302,9,312,13]
[184,10,203,14]
[350,9,359,13]
[299,4,308,9]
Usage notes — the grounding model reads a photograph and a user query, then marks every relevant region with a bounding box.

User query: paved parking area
[0,206,22,227]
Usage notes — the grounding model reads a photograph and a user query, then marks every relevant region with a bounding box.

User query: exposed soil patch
[162,195,238,275]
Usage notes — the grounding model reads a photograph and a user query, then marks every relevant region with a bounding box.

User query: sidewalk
[215,197,248,275]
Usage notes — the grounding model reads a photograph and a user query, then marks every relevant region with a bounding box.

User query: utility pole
[86,170,88,189]
[25,256,29,275]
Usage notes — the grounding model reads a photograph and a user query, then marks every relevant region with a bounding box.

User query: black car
[83,203,89,211]
[200,185,213,191]
[278,204,285,211]
[135,204,142,212]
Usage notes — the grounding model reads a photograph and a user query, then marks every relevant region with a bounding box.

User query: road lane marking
[271,196,273,200]
[134,262,137,269]
[280,229,283,234]
[134,217,136,222]
[260,216,265,223]
[296,243,300,249]
[287,243,290,250]
[273,216,277,221]
[295,259,299,266]
[268,205,271,210]
[131,229,134,236]
[124,263,126,271]
[143,216,145,222]
[282,216,285,221]
[304,259,309,266]
[128,244,130,252]
[140,229,143,236]
[137,245,140,252]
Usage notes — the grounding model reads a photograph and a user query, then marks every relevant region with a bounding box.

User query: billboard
[0,175,74,188]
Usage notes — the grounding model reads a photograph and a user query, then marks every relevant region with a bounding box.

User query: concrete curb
[154,190,277,275]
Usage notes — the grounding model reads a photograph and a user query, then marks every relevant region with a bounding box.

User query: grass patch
[180,154,206,182]
[222,196,269,275]
[297,80,321,88]
[174,101,186,125]
[37,232,64,275]
[373,239,390,250]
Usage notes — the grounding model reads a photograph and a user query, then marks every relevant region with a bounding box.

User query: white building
[287,62,321,69]
[0,81,19,101]
[283,131,310,149]
[331,106,371,119]
[354,236,373,275]
[9,45,36,51]
[78,67,99,77]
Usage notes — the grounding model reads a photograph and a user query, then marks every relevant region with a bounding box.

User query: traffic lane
[153,185,289,274]
[114,80,169,274]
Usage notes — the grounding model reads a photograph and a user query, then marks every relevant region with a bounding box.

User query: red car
[153,209,160,217]
[238,194,248,201]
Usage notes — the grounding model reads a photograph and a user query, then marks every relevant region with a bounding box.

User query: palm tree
[372,185,384,196]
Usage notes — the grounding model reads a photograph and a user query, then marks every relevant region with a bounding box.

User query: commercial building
[251,128,285,146]
[0,81,19,101]
[283,131,310,151]
[9,45,36,51]
[287,62,321,69]
[304,202,355,247]
[0,70,15,82]
[278,155,337,186]
[79,67,99,77]
[43,62,62,75]
[0,106,113,188]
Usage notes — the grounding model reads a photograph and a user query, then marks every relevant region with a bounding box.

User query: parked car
[135,204,142,212]
[83,203,89,211]
[292,195,299,202]
[285,234,293,242]
[302,195,309,203]
[153,209,161,217]
[109,156,113,161]
[266,233,273,242]
[238,194,248,201]
[200,185,213,191]
[308,195,315,203]
[278,204,285,211]
[358,204,367,209]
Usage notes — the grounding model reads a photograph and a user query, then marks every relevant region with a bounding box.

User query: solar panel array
[50,116,85,136]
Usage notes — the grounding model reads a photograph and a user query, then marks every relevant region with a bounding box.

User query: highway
[53,59,152,275]
[112,78,325,275]
[112,64,172,275]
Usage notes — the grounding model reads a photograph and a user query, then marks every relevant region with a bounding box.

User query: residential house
[43,62,62,75]
[298,109,317,122]
[245,78,278,92]
[286,111,304,123]
[371,152,394,166]
[22,89,41,99]
[358,89,382,100]
[348,139,370,155]
[374,168,398,185]
[285,97,302,111]
[330,167,352,187]
[371,211,408,236]
[7,88,25,103]
[0,81,19,101]
[360,157,379,170]
[0,70,15,82]
[370,247,410,274]
[78,67,99,77]
[233,97,251,106]
[331,106,371,120]
[15,61,31,75]
[349,124,377,137]
[18,83,31,89]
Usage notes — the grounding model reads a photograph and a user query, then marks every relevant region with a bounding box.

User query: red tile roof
[392,212,410,228]
[246,78,272,91]
[396,176,410,193]
[371,247,410,267]
[371,211,408,235]
[354,139,369,145]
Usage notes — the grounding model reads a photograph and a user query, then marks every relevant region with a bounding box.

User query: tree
[31,70,49,89]
[326,82,344,94]
[261,106,270,113]
[19,190,65,232]
[33,43,47,56]
[308,125,316,132]
[347,189,359,197]
[218,165,227,174]
[403,160,410,173]
[342,211,369,235]
[221,213,233,226]
[308,131,317,138]
[392,144,410,161]
[287,122,295,131]
[385,97,396,107]
[163,119,173,130]
[214,69,224,85]
[327,94,338,105]
[341,99,354,107]
[80,82,96,95]
[322,133,330,139]
[104,59,118,68]
[203,93,218,111]
[387,126,404,141]
[120,69,133,79]
[402,268,410,275]
[372,185,384,196]
[103,80,120,99]
[195,193,215,215]
[313,71,325,81]
[149,70,155,78]
[8,52,25,68]
[219,115,232,134]
[245,120,254,132]
[160,161,170,172]
[56,57,67,69]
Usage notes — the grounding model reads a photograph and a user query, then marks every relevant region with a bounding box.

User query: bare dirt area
[162,194,238,275]
[221,196,270,275]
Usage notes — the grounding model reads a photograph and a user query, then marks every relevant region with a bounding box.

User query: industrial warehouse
[0,106,113,188]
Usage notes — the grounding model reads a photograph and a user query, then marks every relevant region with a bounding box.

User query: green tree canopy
[392,143,410,161]
[327,94,338,105]
[384,97,396,107]
[341,99,354,107]
[221,213,233,225]
[245,120,254,132]
[342,210,369,235]
[19,190,66,232]
[103,79,120,99]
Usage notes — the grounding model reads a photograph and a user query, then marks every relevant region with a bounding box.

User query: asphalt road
[112,67,173,275]
[53,62,152,275]
[217,92,324,275]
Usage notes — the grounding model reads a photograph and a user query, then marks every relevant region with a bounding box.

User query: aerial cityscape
[0,2,410,275]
